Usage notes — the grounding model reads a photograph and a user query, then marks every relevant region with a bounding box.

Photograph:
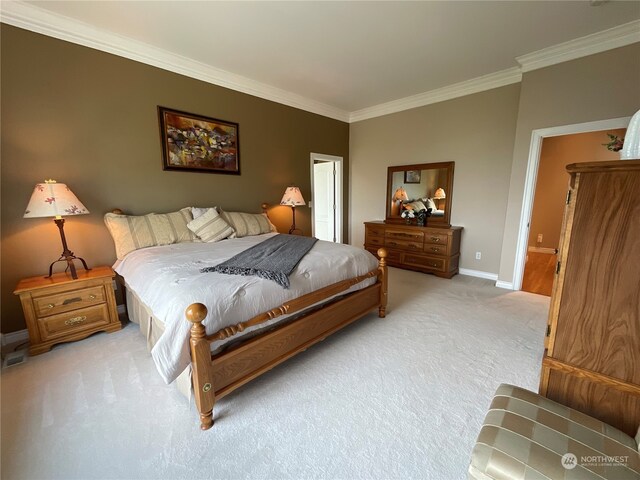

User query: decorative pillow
[404,200,427,212]
[104,208,197,260]
[423,198,438,211]
[191,206,219,220]
[187,208,234,243]
[220,210,274,237]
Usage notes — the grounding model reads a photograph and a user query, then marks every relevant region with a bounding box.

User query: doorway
[515,119,629,294]
[310,153,343,243]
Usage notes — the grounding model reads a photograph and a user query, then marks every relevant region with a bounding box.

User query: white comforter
[114,234,379,383]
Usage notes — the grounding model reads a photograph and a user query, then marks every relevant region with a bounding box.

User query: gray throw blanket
[201,234,318,288]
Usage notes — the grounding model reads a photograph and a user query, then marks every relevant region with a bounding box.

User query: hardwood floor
[521,251,556,297]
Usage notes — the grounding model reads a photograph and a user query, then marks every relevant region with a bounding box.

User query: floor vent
[3,350,27,368]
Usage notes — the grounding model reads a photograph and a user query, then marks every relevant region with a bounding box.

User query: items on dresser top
[364,221,462,278]
[14,266,121,355]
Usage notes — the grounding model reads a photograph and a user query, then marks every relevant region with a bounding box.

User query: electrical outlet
[475,252,481,260]
[112,280,118,290]
[537,234,543,243]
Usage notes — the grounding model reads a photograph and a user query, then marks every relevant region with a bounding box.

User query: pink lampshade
[393,187,409,202]
[434,188,446,200]
[24,180,89,219]
[280,186,306,207]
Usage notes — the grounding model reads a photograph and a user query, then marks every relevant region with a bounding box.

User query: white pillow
[191,206,219,220]
[423,198,438,211]
[187,208,234,243]
[404,200,427,212]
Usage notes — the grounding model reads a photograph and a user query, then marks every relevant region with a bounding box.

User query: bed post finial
[377,248,388,318]
[186,303,215,430]
[261,203,269,215]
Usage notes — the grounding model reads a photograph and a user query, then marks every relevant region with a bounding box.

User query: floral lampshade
[393,187,409,202]
[434,188,446,200]
[24,180,89,219]
[280,186,306,207]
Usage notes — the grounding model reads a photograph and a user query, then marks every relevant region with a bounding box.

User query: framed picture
[158,106,240,175]
[404,170,421,184]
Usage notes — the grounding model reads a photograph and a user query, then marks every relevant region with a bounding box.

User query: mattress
[115,233,379,384]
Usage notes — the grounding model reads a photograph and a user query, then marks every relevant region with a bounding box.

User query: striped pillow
[187,208,234,243]
[104,208,197,259]
[220,211,274,237]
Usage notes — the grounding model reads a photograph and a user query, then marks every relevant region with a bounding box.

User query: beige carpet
[1,267,549,480]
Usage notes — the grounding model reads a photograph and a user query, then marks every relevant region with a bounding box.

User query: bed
[107,207,388,430]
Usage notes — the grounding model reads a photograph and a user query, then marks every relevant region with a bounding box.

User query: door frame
[512,116,630,291]
[310,152,343,243]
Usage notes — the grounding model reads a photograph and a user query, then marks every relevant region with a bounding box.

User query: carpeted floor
[1,268,549,480]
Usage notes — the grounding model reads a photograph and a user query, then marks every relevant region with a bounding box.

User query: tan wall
[498,43,640,285]
[528,129,626,250]
[350,84,522,274]
[0,26,350,333]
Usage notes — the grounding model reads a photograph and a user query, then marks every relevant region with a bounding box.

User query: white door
[310,153,343,243]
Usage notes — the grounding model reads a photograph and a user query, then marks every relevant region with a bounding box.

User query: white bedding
[114,233,379,384]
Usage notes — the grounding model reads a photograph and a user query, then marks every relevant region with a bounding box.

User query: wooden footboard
[185,248,388,430]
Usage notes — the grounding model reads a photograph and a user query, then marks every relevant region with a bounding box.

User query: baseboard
[527,246,557,254]
[1,329,29,346]
[458,268,499,281]
[495,280,515,290]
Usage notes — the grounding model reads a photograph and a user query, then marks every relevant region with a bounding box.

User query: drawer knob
[89,294,97,299]
[430,237,440,242]
[65,316,87,326]
[430,263,439,267]
[45,303,55,309]
[431,247,440,252]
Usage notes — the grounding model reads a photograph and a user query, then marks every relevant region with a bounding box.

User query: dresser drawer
[365,235,385,247]
[37,303,110,341]
[34,285,106,317]
[402,253,446,272]
[424,233,449,246]
[386,229,424,242]
[366,225,386,237]
[423,243,450,256]
[367,248,402,264]
[385,239,423,252]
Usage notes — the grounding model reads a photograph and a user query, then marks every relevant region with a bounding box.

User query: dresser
[364,221,462,278]
[539,160,640,437]
[14,266,121,355]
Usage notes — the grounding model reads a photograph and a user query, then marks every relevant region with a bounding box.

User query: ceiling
[8,1,640,120]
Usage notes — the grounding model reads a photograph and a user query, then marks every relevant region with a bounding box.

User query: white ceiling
[8,1,640,120]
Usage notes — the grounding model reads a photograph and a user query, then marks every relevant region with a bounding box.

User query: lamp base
[47,255,90,280]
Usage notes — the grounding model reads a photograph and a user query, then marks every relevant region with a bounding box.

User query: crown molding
[516,20,640,72]
[1,1,638,124]
[0,1,351,122]
[349,67,522,123]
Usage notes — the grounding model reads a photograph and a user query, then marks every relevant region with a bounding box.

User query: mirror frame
[385,161,455,227]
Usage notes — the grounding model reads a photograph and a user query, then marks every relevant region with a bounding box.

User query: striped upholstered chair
[469,384,640,480]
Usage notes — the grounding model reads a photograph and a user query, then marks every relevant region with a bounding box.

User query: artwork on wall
[404,170,421,184]
[158,106,240,175]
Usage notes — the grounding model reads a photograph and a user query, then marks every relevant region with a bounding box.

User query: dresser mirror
[385,162,454,227]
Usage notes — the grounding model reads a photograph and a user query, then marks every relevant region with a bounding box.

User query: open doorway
[521,128,626,296]
[310,153,343,243]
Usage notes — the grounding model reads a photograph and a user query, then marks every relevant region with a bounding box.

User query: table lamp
[24,179,90,279]
[280,186,306,234]
[434,187,446,210]
[392,187,408,216]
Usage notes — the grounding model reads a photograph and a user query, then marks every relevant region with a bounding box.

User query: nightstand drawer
[34,285,106,317]
[37,303,110,341]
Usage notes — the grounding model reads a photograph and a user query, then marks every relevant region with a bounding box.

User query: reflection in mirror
[386,162,454,227]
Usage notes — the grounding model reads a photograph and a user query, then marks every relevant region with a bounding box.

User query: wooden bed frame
[185,248,388,430]
[110,207,388,430]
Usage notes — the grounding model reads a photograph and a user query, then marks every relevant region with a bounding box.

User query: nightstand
[14,266,121,355]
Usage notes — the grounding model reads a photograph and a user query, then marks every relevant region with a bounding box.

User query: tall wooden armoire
[540,159,640,437]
